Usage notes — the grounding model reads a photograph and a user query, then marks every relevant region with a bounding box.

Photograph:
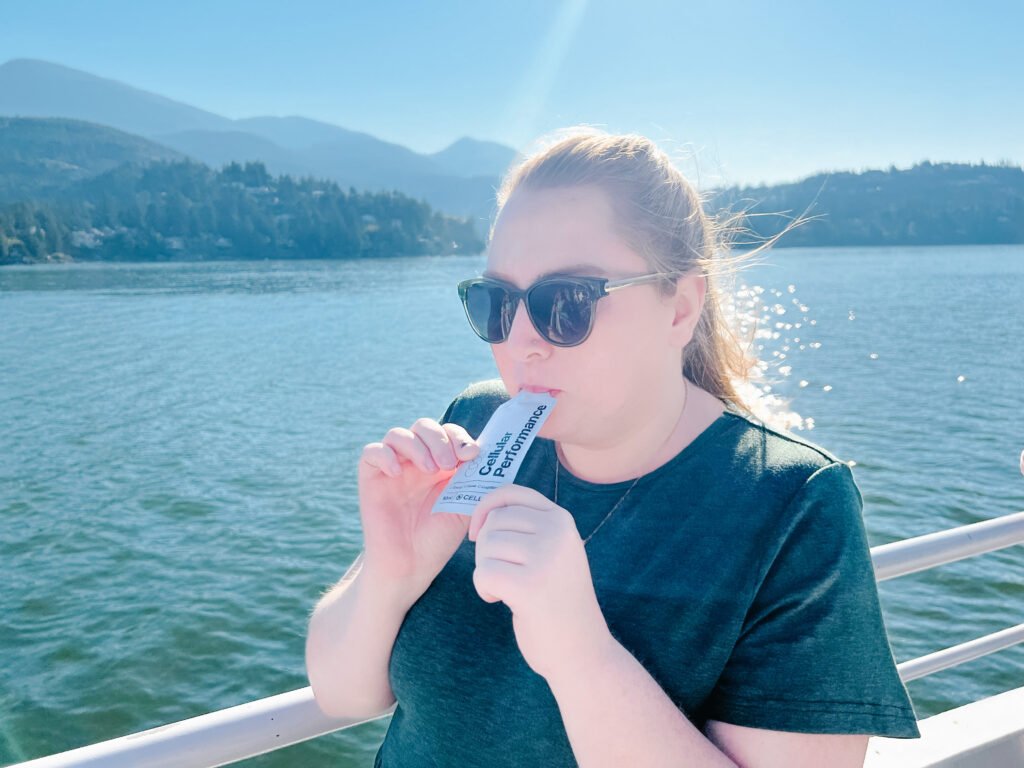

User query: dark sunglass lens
[529,281,594,345]
[465,282,515,342]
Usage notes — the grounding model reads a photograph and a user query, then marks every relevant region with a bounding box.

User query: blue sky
[4,0,1021,186]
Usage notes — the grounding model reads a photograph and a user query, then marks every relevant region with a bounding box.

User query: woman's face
[484,184,692,448]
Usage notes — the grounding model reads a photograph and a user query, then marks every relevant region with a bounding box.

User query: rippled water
[2,246,1022,766]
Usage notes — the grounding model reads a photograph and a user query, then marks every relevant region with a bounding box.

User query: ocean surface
[2,245,1023,766]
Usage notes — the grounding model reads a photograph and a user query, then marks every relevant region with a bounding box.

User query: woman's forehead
[482,261,613,282]
[486,185,646,282]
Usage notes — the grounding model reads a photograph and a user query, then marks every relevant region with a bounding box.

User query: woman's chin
[537,413,570,443]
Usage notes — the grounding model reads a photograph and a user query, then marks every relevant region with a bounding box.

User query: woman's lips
[521,385,561,395]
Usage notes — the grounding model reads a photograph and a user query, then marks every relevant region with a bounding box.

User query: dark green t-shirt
[376,380,920,767]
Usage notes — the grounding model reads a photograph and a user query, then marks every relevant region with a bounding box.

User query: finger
[381,427,438,473]
[410,418,458,470]
[442,423,481,461]
[473,559,522,605]
[477,505,538,540]
[477,484,557,520]
[475,528,532,565]
[469,501,540,543]
[360,442,401,477]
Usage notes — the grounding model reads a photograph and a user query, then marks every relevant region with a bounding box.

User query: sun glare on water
[722,282,835,433]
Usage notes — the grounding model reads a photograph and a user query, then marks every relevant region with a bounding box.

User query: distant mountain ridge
[0,59,231,137]
[710,161,1024,246]
[2,115,1019,266]
[2,58,1022,255]
[0,58,519,226]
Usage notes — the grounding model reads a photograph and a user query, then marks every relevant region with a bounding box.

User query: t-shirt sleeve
[436,380,509,439]
[439,396,458,424]
[702,461,921,738]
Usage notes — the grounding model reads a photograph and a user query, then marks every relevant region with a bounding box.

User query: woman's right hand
[358,418,480,598]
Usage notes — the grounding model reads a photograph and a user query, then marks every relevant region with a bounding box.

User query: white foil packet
[431,390,557,516]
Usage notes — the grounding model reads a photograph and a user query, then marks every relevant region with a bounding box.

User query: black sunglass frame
[457,272,679,347]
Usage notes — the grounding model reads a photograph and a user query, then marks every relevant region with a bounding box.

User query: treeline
[3,146,1022,266]
[709,161,1024,247]
[0,159,484,265]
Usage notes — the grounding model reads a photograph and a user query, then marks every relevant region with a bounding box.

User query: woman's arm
[705,720,868,768]
[546,634,735,767]
[547,636,868,768]
[307,412,477,720]
[305,551,419,720]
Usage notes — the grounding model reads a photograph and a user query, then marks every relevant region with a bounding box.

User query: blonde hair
[491,127,808,417]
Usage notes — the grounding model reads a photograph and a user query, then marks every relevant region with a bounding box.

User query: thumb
[473,566,502,603]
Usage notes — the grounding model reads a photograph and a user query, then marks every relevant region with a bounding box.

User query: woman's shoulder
[699,409,869,585]
[707,404,859,506]
[721,404,848,469]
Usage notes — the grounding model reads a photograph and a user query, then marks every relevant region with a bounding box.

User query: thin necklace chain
[555,379,689,547]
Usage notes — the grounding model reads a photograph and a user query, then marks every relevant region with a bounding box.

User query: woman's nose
[505,298,550,357]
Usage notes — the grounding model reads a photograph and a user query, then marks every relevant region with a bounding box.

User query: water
[1,246,1022,766]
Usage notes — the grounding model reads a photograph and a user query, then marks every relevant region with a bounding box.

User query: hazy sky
[4,0,1021,186]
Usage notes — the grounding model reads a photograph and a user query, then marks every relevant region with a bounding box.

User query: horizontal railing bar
[898,622,1024,682]
[11,687,394,768]
[871,509,1024,581]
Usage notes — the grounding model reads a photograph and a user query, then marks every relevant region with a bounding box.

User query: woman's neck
[557,378,723,485]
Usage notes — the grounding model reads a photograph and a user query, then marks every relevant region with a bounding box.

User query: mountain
[2,115,1021,265]
[0,59,231,136]
[147,124,501,224]
[429,137,520,179]
[708,161,1024,246]
[231,115,442,179]
[5,60,1020,250]
[0,58,515,227]
[0,116,183,202]
[235,115,391,152]
[151,129,317,180]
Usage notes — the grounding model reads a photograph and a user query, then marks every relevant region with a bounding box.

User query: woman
[306,130,920,767]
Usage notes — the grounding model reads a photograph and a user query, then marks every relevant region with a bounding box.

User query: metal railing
[872,509,1024,581]
[871,509,1024,683]
[13,509,1024,768]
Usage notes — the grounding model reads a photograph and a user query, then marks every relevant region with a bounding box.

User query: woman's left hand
[468,484,616,684]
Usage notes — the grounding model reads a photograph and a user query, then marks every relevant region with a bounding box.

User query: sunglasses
[457,272,679,347]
